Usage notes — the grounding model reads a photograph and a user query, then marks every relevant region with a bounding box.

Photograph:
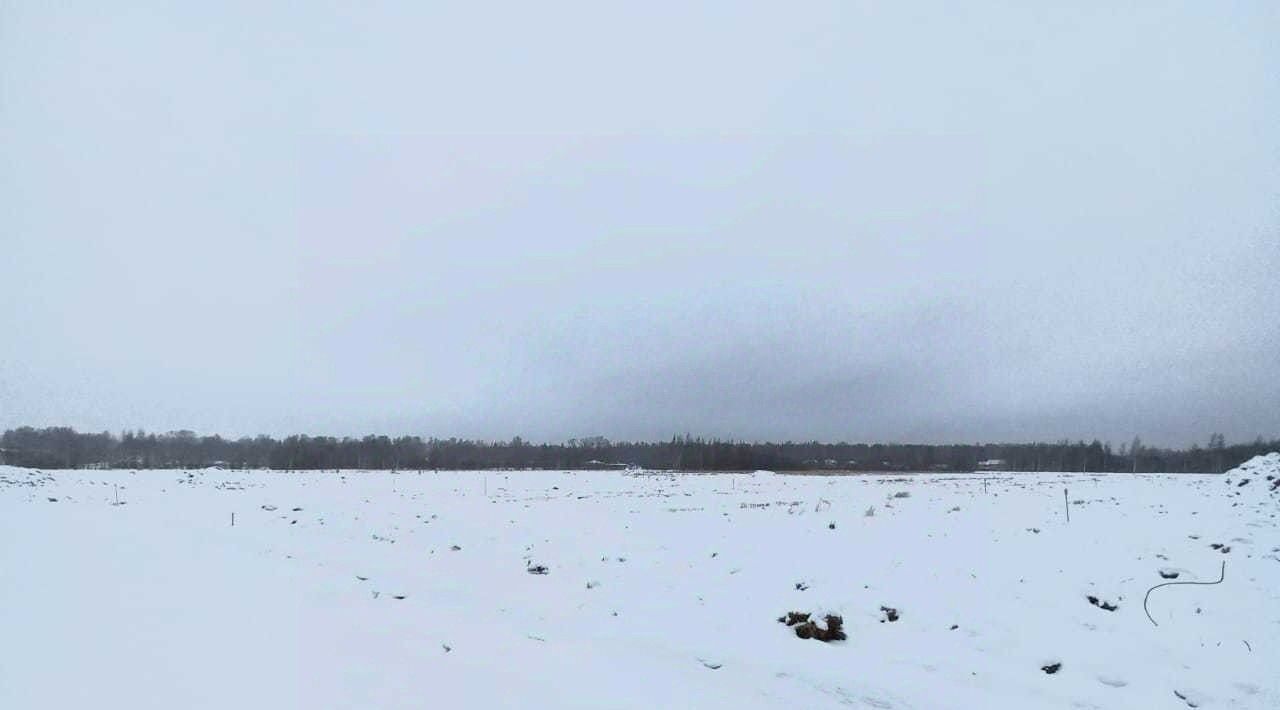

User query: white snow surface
[2,463,1278,709]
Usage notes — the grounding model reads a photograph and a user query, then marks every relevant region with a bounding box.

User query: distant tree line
[1,426,1275,473]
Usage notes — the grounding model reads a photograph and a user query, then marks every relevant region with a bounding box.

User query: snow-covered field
[3,458,1278,709]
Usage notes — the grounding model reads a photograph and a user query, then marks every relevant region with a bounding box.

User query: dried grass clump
[779,611,845,641]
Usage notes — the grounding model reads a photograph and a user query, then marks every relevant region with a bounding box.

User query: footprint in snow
[1097,676,1128,688]
[1231,682,1259,695]
[1086,596,1118,611]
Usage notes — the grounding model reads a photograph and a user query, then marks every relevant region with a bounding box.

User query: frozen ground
[2,457,1278,709]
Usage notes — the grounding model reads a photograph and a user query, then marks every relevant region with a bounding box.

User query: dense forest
[1,426,1275,473]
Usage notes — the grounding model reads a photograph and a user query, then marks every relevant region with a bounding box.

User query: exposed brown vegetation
[779,611,845,641]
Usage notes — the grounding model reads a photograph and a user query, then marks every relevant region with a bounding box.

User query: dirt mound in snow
[1229,452,1280,476]
[1225,453,1280,495]
[778,611,846,642]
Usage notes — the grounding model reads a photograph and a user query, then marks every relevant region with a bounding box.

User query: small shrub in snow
[879,606,900,622]
[778,611,810,626]
[782,612,845,642]
[527,564,549,575]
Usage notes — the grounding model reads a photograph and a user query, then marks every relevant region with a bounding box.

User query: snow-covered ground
[2,458,1278,709]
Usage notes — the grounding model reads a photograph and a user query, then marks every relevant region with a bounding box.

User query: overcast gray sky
[2,1,1277,447]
